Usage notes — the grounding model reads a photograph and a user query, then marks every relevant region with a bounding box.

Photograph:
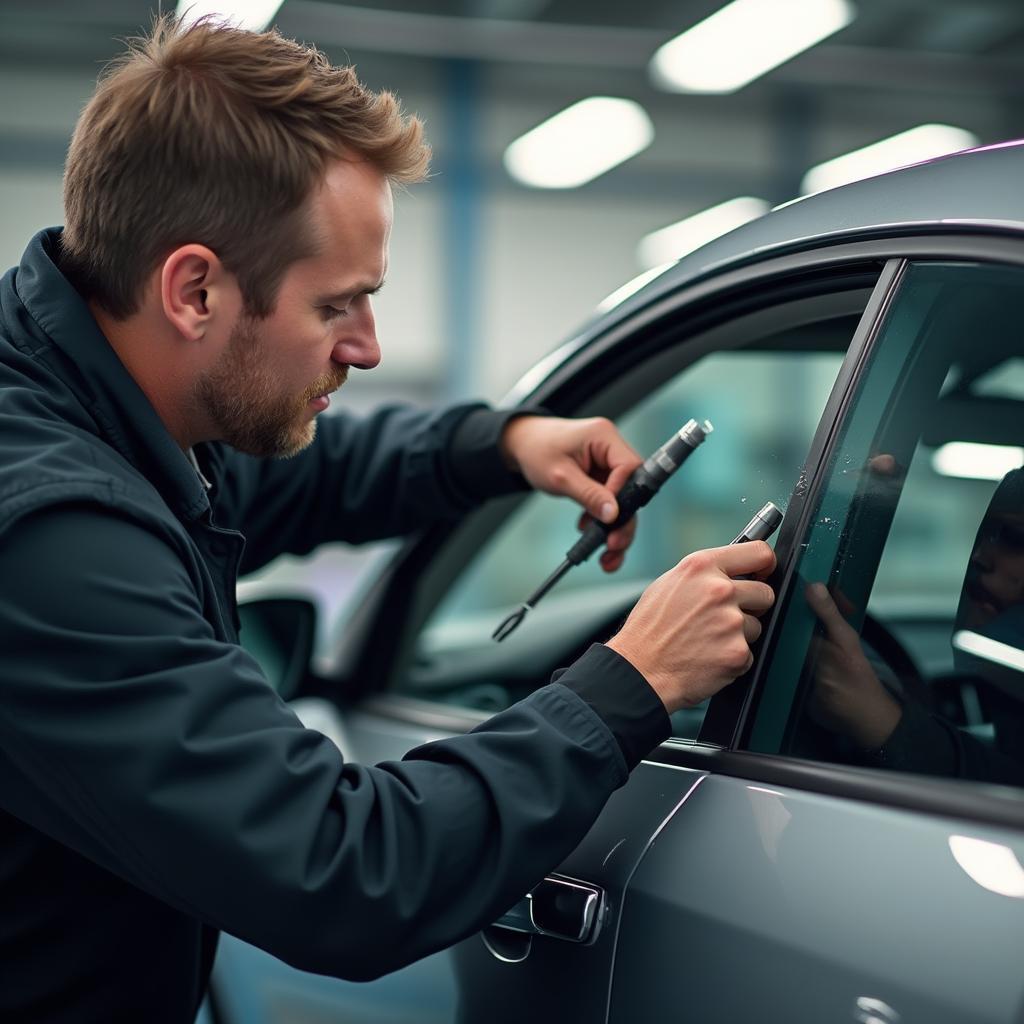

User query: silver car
[220,139,1024,1024]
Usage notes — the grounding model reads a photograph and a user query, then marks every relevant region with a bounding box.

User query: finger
[735,579,775,614]
[868,453,898,476]
[600,549,625,573]
[603,453,643,497]
[605,515,638,552]
[548,458,622,524]
[742,613,762,645]
[701,540,776,578]
[587,426,643,493]
[831,586,857,618]
[805,582,859,643]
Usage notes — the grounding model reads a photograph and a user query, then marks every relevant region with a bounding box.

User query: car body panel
[610,770,1024,1024]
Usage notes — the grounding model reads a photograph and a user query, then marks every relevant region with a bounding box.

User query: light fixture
[931,442,1023,481]
[637,197,770,269]
[175,0,286,32]
[503,97,654,189]
[801,124,978,194]
[949,835,1024,899]
[650,0,855,94]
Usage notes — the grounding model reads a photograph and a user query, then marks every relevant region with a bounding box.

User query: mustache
[303,365,349,402]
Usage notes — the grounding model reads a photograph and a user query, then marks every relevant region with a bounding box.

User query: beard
[195,314,347,459]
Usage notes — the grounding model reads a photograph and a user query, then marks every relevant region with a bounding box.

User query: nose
[332,296,381,370]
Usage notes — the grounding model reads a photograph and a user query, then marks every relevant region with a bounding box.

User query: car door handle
[493,875,603,943]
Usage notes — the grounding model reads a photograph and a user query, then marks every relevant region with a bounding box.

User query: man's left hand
[500,415,642,573]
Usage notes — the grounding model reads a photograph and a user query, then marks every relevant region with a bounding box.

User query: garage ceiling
[1,1,1023,203]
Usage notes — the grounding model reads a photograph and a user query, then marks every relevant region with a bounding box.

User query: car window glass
[398,339,848,735]
[749,262,1024,790]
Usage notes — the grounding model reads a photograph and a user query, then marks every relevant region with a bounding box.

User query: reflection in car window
[400,346,846,733]
[750,262,1024,789]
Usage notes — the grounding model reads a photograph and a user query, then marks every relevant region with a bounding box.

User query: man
[0,16,775,1022]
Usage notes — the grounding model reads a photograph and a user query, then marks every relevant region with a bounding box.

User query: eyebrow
[316,280,386,304]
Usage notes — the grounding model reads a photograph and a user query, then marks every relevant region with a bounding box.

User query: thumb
[806,583,858,645]
[560,462,619,524]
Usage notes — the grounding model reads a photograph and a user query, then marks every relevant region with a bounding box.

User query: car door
[215,237,1024,1024]
[604,255,1024,1024]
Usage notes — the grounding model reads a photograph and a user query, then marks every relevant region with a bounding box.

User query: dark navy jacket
[0,229,669,1022]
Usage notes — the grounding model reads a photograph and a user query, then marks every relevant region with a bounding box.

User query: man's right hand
[605,542,776,714]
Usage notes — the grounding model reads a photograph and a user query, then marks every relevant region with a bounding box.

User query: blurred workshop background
[2,0,1023,405]
[2,0,1023,625]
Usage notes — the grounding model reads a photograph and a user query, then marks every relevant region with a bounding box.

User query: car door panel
[452,762,705,1024]
[610,770,1024,1024]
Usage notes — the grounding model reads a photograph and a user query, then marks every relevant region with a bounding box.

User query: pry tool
[492,418,713,642]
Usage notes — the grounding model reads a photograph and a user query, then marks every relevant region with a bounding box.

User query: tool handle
[731,502,783,545]
[564,476,656,564]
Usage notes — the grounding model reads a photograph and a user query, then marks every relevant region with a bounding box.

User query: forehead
[292,158,393,291]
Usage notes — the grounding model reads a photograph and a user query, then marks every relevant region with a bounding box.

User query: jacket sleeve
[865,697,1024,787]
[209,403,534,574]
[0,503,664,981]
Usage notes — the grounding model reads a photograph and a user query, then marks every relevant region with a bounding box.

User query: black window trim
[698,257,910,746]
[652,744,1024,832]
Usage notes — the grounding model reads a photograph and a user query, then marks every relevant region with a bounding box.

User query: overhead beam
[0,2,1021,96]
[277,2,1024,95]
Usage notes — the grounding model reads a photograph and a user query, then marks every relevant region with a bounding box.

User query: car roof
[506,139,1024,404]
[615,139,1024,313]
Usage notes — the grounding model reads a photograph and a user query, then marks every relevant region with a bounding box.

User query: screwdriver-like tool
[492,418,713,642]
[732,501,784,545]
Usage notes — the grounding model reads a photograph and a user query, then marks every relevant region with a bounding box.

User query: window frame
[653,238,1024,831]
[334,231,1024,822]
[340,255,887,714]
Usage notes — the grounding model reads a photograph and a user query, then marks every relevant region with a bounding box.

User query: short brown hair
[61,15,430,319]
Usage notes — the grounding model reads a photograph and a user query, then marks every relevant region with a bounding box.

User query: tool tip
[492,605,528,642]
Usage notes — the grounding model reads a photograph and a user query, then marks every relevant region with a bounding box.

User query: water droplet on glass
[740,496,748,503]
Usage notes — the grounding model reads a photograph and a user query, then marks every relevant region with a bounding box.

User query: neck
[88,300,205,451]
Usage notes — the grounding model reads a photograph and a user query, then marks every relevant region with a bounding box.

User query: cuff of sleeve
[448,407,550,503]
[862,698,959,776]
[553,643,670,771]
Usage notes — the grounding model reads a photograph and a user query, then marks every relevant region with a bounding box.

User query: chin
[275,421,317,459]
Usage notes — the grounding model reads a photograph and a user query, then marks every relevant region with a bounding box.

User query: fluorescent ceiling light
[504,97,654,189]
[176,0,285,31]
[651,0,855,94]
[802,124,978,194]
[949,835,1024,899]
[931,442,1023,481]
[596,263,675,314]
[637,197,770,269]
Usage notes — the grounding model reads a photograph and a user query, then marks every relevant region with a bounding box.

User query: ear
[159,245,239,341]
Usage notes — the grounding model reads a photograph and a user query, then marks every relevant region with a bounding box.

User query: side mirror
[237,597,317,700]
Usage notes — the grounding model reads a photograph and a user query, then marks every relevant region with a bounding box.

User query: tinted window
[396,296,864,735]
[750,262,1024,788]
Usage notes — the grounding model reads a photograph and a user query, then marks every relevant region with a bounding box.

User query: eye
[320,305,349,321]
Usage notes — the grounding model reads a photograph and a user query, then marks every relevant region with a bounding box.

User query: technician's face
[197,158,391,458]
[961,511,1024,630]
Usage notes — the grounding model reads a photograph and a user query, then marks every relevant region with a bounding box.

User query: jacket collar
[14,228,210,521]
